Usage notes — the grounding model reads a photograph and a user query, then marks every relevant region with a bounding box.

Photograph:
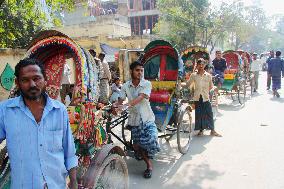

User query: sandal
[143,169,152,179]
[210,131,222,137]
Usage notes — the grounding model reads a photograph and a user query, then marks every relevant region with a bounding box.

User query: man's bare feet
[210,130,222,137]
[197,130,204,136]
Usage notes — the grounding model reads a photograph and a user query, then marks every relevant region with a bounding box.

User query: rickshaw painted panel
[151,102,170,128]
[150,90,171,104]
[224,74,235,80]
[151,101,174,130]
[151,81,176,91]
[221,79,235,91]
[44,51,66,99]
[223,51,242,70]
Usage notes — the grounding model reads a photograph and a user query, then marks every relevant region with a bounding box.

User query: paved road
[126,71,284,189]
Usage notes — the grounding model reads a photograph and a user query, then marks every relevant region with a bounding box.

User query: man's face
[196,63,205,71]
[16,65,46,100]
[131,65,143,80]
[216,52,222,59]
[253,55,257,60]
[270,51,274,57]
[99,55,105,61]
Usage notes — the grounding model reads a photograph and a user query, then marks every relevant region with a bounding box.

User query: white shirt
[187,72,213,102]
[120,79,155,126]
[250,59,262,72]
[101,60,111,80]
[61,64,71,84]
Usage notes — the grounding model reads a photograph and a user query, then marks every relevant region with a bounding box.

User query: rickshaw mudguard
[91,143,125,168]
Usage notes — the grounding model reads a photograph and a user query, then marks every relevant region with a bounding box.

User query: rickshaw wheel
[177,109,193,154]
[210,90,218,120]
[0,146,10,189]
[237,81,246,105]
[249,74,254,96]
[92,154,129,189]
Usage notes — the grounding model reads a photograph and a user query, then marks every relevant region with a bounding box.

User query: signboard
[1,63,15,91]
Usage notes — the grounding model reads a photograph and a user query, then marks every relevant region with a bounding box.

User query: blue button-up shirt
[0,95,78,189]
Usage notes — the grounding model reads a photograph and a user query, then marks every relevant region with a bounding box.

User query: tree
[153,0,269,52]
[0,0,78,48]
[153,0,210,50]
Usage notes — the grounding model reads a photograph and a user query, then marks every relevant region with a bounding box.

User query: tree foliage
[0,0,77,48]
[153,0,269,52]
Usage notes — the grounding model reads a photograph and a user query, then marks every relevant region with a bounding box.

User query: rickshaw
[139,40,193,154]
[236,50,254,95]
[0,30,128,189]
[219,50,246,104]
[181,46,218,119]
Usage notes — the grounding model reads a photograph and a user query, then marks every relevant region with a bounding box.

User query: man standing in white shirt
[250,53,262,92]
[98,52,112,104]
[60,63,71,104]
[117,61,160,179]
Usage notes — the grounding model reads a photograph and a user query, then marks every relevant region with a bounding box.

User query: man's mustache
[28,87,40,92]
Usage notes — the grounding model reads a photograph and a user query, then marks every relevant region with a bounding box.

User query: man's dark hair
[113,77,120,83]
[130,61,143,70]
[99,52,105,58]
[89,49,96,57]
[197,58,205,64]
[276,51,281,57]
[14,58,45,78]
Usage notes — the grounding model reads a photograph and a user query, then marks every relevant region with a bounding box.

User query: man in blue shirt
[212,50,227,89]
[268,51,284,97]
[0,58,78,189]
[266,50,274,90]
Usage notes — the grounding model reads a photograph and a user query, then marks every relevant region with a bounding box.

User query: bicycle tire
[92,154,129,189]
[238,81,246,105]
[177,109,193,155]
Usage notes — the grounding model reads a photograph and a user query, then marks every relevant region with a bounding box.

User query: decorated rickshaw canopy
[236,50,252,64]
[25,30,99,102]
[141,40,179,81]
[223,50,242,70]
[181,46,210,62]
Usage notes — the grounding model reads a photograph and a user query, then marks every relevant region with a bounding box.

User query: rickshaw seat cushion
[150,90,171,104]
[224,69,238,74]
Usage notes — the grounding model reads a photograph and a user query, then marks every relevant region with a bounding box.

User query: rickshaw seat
[224,69,238,74]
[150,90,171,104]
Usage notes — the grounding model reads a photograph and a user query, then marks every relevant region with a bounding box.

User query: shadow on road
[127,135,224,189]
[270,97,284,103]
[218,102,244,112]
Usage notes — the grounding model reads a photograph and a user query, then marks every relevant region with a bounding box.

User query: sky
[210,0,284,16]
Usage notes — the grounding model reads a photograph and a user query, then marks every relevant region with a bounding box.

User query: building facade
[128,0,160,35]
